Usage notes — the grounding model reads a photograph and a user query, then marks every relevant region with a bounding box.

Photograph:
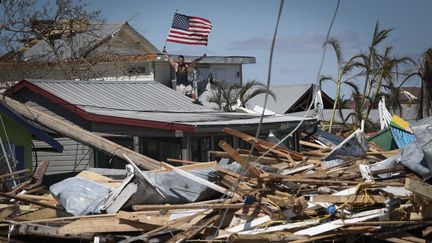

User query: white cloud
[228,31,365,54]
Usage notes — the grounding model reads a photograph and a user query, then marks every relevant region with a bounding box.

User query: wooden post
[1,95,160,170]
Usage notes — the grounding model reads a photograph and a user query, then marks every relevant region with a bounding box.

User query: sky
[88,0,432,97]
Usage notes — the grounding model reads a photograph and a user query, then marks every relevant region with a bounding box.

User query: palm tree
[358,22,394,113]
[420,49,432,118]
[364,46,414,120]
[399,48,432,119]
[207,80,240,112]
[207,80,275,112]
[323,38,357,132]
[237,79,276,108]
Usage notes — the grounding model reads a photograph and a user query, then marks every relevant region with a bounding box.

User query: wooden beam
[218,140,262,178]
[209,151,287,164]
[2,95,160,170]
[132,203,245,211]
[311,195,386,204]
[299,140,330,150]
[166,214,219,243]
[58,216,158,235]
[0,192,63,211]
[223,128,303,161]
[405,178,432,200]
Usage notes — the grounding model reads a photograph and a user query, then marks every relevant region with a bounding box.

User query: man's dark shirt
[176,63,190,86]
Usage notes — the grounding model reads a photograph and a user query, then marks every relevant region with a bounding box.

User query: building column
[133,136,140,153]
[181,136,191,160]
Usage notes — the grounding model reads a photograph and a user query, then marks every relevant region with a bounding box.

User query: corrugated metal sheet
[33,137,93,175]
[86,108,308,125]
[27,79,212,112]
[246,84,312,114]
[290,108,418,124]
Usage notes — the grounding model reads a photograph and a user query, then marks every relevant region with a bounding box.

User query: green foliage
[207,79,275,112]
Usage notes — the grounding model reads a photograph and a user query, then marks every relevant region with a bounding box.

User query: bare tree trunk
[422,51,432,118]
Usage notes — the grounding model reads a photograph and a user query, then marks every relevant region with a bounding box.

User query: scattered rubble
[0,104,432,242]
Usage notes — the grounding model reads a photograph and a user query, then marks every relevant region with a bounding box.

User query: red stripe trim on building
[5,80,196,132]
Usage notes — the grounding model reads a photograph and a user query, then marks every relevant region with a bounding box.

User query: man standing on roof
[163,47,206,105]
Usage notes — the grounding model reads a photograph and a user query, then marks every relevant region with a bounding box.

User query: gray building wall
[33,137,93,175]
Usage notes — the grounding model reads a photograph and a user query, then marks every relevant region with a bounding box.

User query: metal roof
[289,108,418,124]
[246,84,313,114]
[154,54,256,64]
[26,79,212,112]
[9,79,316,133]
[86,108,313,132]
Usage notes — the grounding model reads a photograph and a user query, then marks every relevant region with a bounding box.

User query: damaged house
[0,21,255,87]
[6,79,316,174]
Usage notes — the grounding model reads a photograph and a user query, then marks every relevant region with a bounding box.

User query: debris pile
[0,118,432,242]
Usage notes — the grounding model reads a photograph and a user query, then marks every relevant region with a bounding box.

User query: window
[127,66,146,75]
[191,137,211,162]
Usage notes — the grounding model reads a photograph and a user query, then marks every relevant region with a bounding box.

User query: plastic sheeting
[410,116,432,174]
[50,176,111,216]
[399,142,432,179]
[324,129,368,161]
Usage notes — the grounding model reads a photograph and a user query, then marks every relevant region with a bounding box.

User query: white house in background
[246,84,334,114]
[0,22,255,88]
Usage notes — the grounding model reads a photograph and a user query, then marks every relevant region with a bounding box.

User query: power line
[213,0,342,237]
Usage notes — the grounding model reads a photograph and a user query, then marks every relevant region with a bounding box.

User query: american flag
[167,13,212,46]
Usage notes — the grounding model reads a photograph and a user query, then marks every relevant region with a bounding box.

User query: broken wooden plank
[116,211,169,226]
[209,151,287,164]
[0,192,63,211]
[0,205,19,221]
[77,170,122,188]
[405,178,432,201]
[218,140,263,178]
[167,158,202,164]
[281,164,315,176]
[167,214,219,243]
[132,203,245,211]
[294,208,386,236]
[223,128,303,160]
[311,194,386,204]
[13,208,69,222]
[58,215,158,235]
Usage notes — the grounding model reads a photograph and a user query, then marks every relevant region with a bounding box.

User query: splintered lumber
[132,203,245,211]
[294,208,386,236]
[58,216,158,235]
[405,178,432,200]
[311,194,386,204]
[167,158,199,164]
[0,205,19,221]
[0,192,63,211]
[120,211,208,243]
[116,211,170,225]
[77,170,122,188]
[227,232,307,242]
[167,214,219,243]
[299,140,330,150]
[2,95,160,170]
[209,151,287,164]
[218,140,263,178]
[13,208,69,221]
[223,128,303,161]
